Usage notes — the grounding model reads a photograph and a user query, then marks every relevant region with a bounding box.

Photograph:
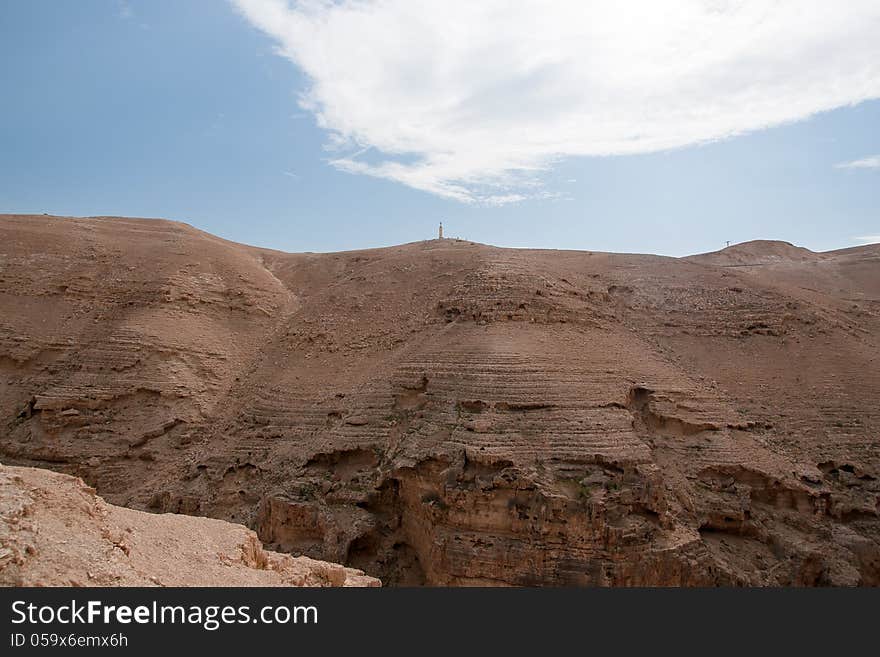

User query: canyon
[1,214,878,585]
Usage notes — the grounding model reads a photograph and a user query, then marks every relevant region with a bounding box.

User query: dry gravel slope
[1,214,878,586]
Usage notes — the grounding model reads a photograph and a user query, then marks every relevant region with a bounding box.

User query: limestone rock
[0,464,379,587]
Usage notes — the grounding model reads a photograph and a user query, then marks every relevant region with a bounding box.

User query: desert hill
[685,239,820,266]
[1,214,878,585]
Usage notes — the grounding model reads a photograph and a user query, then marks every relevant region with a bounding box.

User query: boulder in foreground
[0,464,379,587]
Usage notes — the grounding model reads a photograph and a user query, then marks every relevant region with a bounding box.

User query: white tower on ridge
[438,222,444,239]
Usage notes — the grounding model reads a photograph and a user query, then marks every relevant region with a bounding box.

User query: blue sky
[1,0,878,255]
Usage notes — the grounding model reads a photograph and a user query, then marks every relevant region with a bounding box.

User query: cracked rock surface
[0,463,378,586]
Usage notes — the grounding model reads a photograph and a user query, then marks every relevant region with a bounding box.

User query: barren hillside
[1,214,878,585]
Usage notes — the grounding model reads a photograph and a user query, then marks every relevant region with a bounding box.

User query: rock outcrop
[0,463,379,586]
[1,214,878,585]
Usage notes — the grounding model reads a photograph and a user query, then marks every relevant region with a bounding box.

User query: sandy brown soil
[0,463,378,586]
[1,214,878,585]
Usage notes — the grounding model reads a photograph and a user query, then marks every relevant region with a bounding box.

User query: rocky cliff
[1,214,878,585]
[0,463,379,586]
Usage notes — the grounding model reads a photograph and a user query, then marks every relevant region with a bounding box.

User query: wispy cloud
[854,235,880,244]
[233,0,880,204]
[835,155,880,170]
[117,0,133,20]
[282,171,299,179]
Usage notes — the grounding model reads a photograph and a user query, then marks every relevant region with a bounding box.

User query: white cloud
[233,0,880,204]
[117,0,133,20]
[835,155,880,170]
[855,235,880,244]
[282,170,299,179]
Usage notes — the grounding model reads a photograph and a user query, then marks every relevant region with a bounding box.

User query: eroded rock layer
[0,464,378,586]
[1,214,878,585]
